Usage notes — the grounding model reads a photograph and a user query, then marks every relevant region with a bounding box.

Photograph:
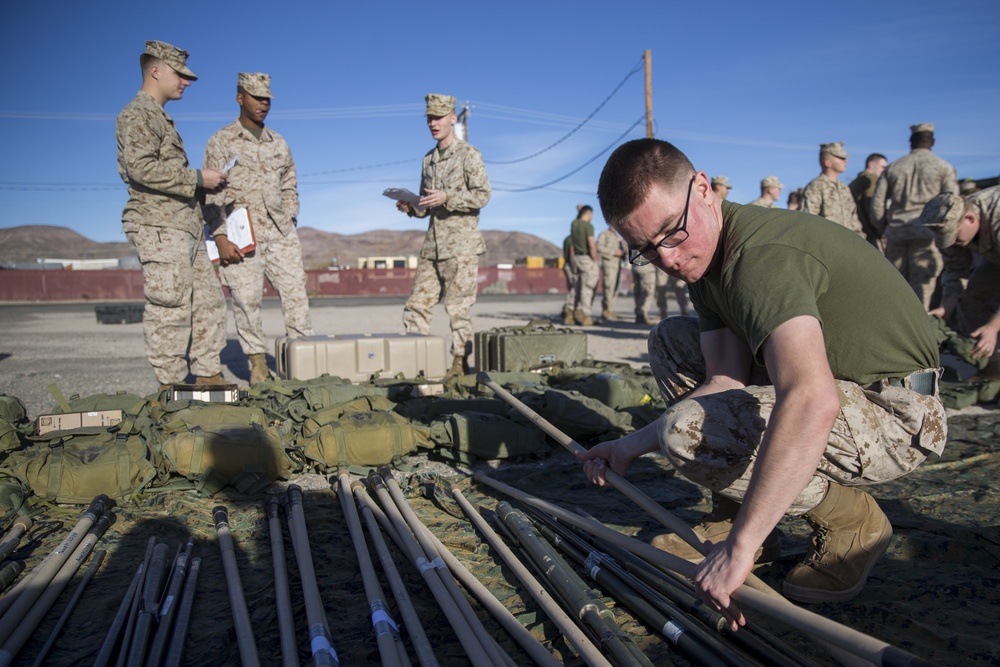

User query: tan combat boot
[194,373,227,386]
[783,483,893,604]
[651,494,781,563]
[562,307,577,325]
[575,309,594,326]
[249,353,270,385]
[602,309,618,322]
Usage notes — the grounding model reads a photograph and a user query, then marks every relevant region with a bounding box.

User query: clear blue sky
[1,1,998,250]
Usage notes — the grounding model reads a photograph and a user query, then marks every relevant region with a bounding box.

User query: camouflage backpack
[7,388,161,504]
[0,395,29,456]
[245,375,391,428]
[154,403,294,496]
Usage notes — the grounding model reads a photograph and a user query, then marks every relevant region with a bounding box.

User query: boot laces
[806,525,831,567]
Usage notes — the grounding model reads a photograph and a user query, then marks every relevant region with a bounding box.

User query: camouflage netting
[1,411,997,666]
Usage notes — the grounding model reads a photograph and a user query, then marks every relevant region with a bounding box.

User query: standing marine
[115,40,228,389]
[596,227,626,321]
[203,72,314,385]
[396,93,491,376]
[872,123,959,308]
[748,176,783,208]
[801,142,864,236]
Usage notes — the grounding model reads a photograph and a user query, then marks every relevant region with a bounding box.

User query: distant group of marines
[563,125,999,370]
[116,38,999,622]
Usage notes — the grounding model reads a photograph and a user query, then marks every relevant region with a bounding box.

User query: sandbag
[11,429,157,504]
[299,411,431,471]
[430,411,550,463]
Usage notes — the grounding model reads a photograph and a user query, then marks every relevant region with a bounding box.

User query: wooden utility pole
[644,49,653,138]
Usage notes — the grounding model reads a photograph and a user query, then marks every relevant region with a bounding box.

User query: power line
[492,115,645,192]
[298,157,420,178]
[481,55,644,166]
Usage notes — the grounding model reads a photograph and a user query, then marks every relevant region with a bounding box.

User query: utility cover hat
[820,142,849,159]
[711,176,732,188]
[910,122,935,135]
[425,93,456,117]
[238,72,273,98]
[761,175,784,189]
[144,40,197,80]
[920,192,964,248]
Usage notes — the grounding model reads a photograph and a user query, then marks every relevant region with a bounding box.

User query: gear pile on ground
[0,363,995,665]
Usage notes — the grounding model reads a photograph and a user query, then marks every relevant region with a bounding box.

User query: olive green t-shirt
[689,201,939,385]
[570,218,594,255]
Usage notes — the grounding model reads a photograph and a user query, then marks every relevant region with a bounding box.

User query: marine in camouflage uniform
[399,94,491,374]
[116,41,226,387]
[801,142,864,236]
[596,228,625,320]
[921,187,1000,364]
[632,262,657,325]
[872,123,959,308]
[747,175,783,208]
[203,73,313,385]
[655,271,690,318]
[583,139,946,607]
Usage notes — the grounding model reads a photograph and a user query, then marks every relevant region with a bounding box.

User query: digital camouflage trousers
[647,317,947,514]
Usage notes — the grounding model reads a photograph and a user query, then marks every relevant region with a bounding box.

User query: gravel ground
[0,293,662,419]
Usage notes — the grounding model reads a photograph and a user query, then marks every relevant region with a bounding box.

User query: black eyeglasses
[628,175,695,266]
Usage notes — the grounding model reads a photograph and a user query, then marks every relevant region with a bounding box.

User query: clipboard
[205,207,256,263]
[383,187,426,215]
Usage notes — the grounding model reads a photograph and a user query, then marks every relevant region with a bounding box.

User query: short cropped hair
[865,153,887,168]
[140,54,162,76]
[598,139,695,228]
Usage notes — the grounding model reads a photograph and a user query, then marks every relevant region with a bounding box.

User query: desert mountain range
[0,225,561,269]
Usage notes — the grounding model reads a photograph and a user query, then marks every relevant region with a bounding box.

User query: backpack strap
[47,384,72,413]
[45,442,65,500]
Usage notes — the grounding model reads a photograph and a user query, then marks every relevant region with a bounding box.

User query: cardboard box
[171,384,242,403]
[37,409,123,435]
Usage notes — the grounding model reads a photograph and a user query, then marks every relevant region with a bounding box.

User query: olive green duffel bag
[299,411,431,472]
[155,404,293,494]
[12,427,158,504]
[430,411,550,464]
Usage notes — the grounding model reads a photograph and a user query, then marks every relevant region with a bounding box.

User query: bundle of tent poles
[0,495,113,667]
[326,374,941,666]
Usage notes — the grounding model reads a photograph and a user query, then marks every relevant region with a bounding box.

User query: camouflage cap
[820,141,849,159]
[761,175,784,189]
[238,72,273,99]
[144,40,197,80]
[959,178,978,195]
[425,93,456,117]
[910,122,935,135]
[920,192,964,248]
[711,175,732,188]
